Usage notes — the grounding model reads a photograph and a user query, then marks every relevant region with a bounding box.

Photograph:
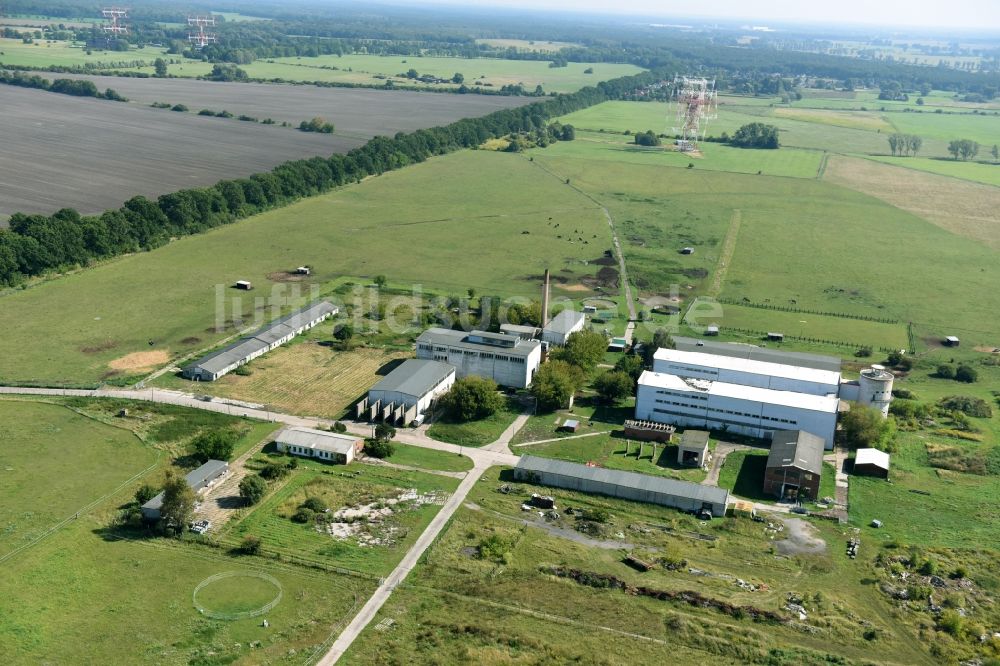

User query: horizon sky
[405,0,1000,30]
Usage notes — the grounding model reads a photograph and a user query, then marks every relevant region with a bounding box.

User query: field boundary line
[816,151,830,179]
[0,454,162,565]
[707,208,741,298]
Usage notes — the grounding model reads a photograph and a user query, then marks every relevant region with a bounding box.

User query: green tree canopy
[159,470,196,530]
[530,360,586,412]
[841,405,897,451]
[594,370,634,403]
[556,329,608,370]
[239,475,267,506]
[153,57,167,77]
[729,123,780,149]
[365,437,395,458]
[613,353,644,383]
[190,430,237,463]
[438,376,504,421]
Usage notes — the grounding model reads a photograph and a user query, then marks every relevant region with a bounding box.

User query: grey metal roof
[369,359,455,398]
[515,455,730,505]
[141,460,228,512]
[274,426,359,454]
[679,429,710,450]
[672,336,842,373]
[185,301,336,375]
[766,430,824,475]
[417,327,541,358]
[544,310,585,335]
[500,324,540,336]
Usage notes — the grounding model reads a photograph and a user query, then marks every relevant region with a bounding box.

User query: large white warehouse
[416,328,542,388]
[653,348,842,397]
[360,359,456,425]
[635,371,839,449]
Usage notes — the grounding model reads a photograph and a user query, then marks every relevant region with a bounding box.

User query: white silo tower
[858,364,894,417]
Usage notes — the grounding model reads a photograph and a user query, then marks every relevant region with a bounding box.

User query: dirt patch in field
[558,283,591,292]
[974,345,1000,354]
[824,155,1000,249]
[181,337,202,345]
[80,341,117,354]
[108,350,170,372]
[775,517,827,556]
[266,271,309,283]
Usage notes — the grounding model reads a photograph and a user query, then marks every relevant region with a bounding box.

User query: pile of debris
[847,537,860,559]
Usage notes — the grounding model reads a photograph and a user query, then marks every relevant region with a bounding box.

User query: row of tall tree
[887,133,923,157]
[0,69,659,287]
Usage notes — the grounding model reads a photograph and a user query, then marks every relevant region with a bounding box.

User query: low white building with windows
[635,370,838,449]
[274,427,362,464]
[415,328,542,388]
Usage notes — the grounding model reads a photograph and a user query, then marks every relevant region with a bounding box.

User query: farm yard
[219,456,461,576]
[157,343,412,420]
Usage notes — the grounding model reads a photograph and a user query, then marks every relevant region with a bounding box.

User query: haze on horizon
[405,0,1000,31]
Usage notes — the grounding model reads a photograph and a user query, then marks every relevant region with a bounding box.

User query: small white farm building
[141,459,229,521]
[542,310,586,346]
[274,427,362,464]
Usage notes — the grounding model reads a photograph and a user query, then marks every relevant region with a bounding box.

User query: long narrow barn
[514,455,730,517]
[182,301,337,381]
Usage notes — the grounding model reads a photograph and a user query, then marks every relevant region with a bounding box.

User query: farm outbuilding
[560,419,580,433]
[623,419,675,443]
[514,455,730,517]
[141,459,229,521]
[274,426,362,464]
[677,429,710,467]
[182,301,337,381]
[235,280,253,290]
[704,325,719,336]
[361,359,456,425]
[762,430,825,501]
[542,310,586,346]
[853,448,890,478]
[944,336,961,347]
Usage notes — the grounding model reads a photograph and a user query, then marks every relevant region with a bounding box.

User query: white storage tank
[859,364,894,417]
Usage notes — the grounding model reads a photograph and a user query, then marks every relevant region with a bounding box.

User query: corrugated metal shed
[766,430,824,475]
[514,455,729,516]
[855,447,890,471]
[544,310,585,336]
[141,459,229,515]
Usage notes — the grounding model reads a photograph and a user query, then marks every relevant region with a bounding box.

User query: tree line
[0,69,659,287]
[0,69,127,101]
[887,133,922,157]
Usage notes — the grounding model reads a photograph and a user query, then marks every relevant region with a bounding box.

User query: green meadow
[0,151,610,384]
[868,155,1000,186]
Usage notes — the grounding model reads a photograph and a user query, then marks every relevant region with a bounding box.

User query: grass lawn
[0,519,369,664]
[0,37,164,68]
[867,155,1000,187]
[383,442,474,473]
[0,399,158,558]
[427,400,523,447]
[511,400,634,444]
[345,464,938,665]
[717,449,770,500]
[0,150,609,385]
[518,431,708,483]
[221,457,459,576]
[887,111,1000,149]
[686,298,910,351]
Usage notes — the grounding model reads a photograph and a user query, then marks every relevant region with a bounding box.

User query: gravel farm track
[0,80,528,219]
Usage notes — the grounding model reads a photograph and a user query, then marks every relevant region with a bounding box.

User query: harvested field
[190,344,410,418]
[0,86,359,218]
[824,155,1000,249]
[30,73,531,140]
[0,81,529,218]
[773,107,893,132]
[107,350,170,372]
